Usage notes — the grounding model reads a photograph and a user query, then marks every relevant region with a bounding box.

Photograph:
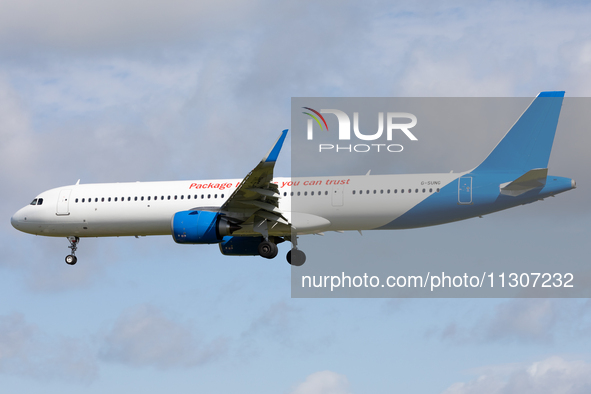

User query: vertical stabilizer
[473,91,564,173]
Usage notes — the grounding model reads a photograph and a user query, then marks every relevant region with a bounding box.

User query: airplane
[11,92,575,266]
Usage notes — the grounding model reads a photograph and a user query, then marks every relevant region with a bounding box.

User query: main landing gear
[65,236,79,265]
[285,235,306,266]
[258,240,279,259]
[286,249,306,266]
[257,236,306,266]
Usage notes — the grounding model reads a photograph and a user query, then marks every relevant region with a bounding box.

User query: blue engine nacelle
[219,236,264,256]
[172,211,240,244]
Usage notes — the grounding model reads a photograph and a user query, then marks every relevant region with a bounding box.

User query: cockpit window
[30,198,38,205]
[38,198,43,205]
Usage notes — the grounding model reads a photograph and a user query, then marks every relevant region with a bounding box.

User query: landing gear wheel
[258,240,278,259]
[287,249,306,266]
[66,236,80,266]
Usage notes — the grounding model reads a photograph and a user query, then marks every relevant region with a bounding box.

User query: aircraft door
[56,189,72,215]
[331,184,344,207]
[458,177,472,204]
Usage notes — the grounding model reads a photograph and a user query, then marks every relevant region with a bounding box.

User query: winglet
[262,129,289,163]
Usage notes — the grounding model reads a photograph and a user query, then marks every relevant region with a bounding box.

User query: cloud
[242,301,299,340]
[482,299,559,343]
[0,74,37,184]
[0,312,98,382]
[289,370,352,394]
[99,304,227,369]
[442,356,591,394]
[0,0,260,53]
[436,299,591,345]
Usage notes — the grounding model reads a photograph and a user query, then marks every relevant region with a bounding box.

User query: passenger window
[168,196,171,200]
[352,190,356,195]
[135,197,138,201]
[415,189,418,193]
[214,194,217,198]
[101,197,105,202]
[141,196,144,201]
[291,192,294,196]
[180,195,184,200]
[221,194,224,198]
[147,196,151,201]
[311,191,314,196]
[297,192,301,196]
[95,198,98,202]
[75,198,79,203]
[387,189,390,194]
[304,192,307,196]
[325,191,328,195]
[401,189,404,193]
[437,188,440,192]
[187,195,190,199]
[283,192,287,196]
[422,188,425,193]
[108,197,111,202]
[82,198,85,203]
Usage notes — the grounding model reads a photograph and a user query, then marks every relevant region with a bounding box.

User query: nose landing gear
[65,236,79,265]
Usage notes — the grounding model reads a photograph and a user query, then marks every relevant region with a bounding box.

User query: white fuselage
[11,173,460,238]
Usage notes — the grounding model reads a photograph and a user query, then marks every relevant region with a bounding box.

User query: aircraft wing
[220,130,290,226]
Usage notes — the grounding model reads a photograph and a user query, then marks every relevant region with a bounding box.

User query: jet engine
[172,211,240,244]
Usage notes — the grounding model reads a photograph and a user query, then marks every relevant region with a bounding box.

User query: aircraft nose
[10,208,26,230]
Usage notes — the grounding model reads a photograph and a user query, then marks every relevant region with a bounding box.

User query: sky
[1,0,591,393]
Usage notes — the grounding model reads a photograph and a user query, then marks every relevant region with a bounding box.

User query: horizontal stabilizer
[500,168,547,196]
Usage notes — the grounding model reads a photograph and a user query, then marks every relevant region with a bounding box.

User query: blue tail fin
[473,91,564,173]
